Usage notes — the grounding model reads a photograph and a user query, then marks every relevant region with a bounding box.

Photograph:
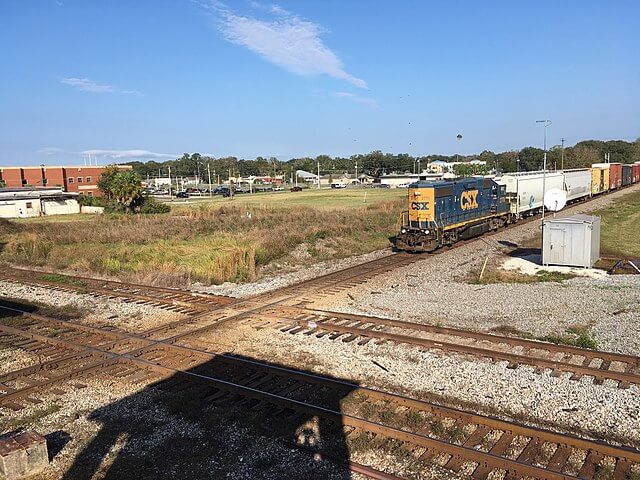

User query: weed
[349,432,376,454]
[540,329,598,350]
[430,420,446,436]
[593,463,615,480]
[449,426,466,443]
[377,404,397,423]
[402,410,424,430]
[490,325,534,339]
[38,273,86,287]
[534,271,577,282]
[0,403,61,431]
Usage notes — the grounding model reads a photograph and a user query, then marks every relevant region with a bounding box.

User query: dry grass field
[0,189,404,285]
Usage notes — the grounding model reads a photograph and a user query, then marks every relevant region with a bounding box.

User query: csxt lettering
[460,190,479,210]
[411,202,429,210]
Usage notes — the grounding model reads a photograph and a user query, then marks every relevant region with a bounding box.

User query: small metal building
[542,214,600,268]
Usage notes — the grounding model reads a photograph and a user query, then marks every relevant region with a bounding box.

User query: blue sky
[1,0,638,166]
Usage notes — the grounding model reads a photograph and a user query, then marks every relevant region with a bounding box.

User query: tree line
[124,139,640,180]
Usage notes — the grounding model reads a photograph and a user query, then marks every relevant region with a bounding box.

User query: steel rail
[0,320,624,480]
[302,307,640,366]
[2,308,640,468]
[263,312,640,387]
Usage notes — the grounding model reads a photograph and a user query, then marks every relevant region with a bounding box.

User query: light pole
[536,119,551,225]
[561,137,565,171]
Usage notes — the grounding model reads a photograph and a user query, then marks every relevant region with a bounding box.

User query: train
[396,162,640,252]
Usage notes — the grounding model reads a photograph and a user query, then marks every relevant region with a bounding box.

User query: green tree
[98,166,143,211]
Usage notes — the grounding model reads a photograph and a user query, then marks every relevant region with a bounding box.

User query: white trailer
[499,171,564,217]
[562,169,591,202]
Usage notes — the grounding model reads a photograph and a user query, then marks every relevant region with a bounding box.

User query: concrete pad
[501,253,608,279]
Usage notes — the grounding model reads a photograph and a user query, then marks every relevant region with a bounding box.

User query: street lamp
[536,119,551,225]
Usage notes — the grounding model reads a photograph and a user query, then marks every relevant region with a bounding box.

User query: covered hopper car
[562,169,592,202]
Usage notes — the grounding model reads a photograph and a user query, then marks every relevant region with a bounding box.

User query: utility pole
[168,166,172,200]
[317,160,320,189]
[355,161,358,184]
[207,163,212,197]
[536,119,551,226]
[561,138,565,171]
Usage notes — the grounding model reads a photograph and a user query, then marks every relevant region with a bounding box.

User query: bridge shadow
[60,352,358,480]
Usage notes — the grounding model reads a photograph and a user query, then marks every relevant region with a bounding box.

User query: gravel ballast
[0,281,187,332]
[310,184,640,356]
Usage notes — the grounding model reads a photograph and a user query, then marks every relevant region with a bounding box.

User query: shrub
[139,197,171,214]
[77,194,98,207]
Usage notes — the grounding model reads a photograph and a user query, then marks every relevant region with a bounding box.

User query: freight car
[396,177,509,252]
[591,164,610,195]
[562,169,592,202]
[633,163,640,183]
[609,163,623,190]
[499,171,564,217]
[622,164,632,187]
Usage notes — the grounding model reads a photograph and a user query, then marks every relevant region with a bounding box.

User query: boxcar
[609,163,623,190]
[591,164,610,195]
[500,171,564,217]
[622,164,632,187]
[562,169,592,202]
[632,163,640,184]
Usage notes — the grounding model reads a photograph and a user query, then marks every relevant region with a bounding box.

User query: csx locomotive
[396,161,640,252]
[396,177,509,252]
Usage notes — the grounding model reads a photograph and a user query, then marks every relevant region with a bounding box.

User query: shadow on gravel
[45,430,72,462]
[0,298,39,317]
[62,354,358,480]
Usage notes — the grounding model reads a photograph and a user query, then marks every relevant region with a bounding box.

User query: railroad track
[0,267,234,315]
[0,312,640,480]
[244,306,640,389]
[1,307,639,480]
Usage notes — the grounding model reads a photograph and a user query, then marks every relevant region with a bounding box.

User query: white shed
[542,214,601,268]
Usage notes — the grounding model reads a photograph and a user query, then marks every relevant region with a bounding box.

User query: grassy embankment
[520,187,640,257]
[0,189,404,286]
[469,187,640,284]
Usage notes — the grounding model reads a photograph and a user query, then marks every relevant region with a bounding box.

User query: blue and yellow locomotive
[396,177,510,252]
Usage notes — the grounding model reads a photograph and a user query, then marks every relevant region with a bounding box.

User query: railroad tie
[546,444,572,472]
[577,451,604,479]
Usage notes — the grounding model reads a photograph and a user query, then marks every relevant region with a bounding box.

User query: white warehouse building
[0,188,80,218]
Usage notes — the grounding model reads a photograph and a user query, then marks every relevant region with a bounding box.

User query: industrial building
[0,187,80,218]
[0,165,132,197]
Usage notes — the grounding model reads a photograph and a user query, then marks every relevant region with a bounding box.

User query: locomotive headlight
[401,228,407,234]
[425,229,430,234]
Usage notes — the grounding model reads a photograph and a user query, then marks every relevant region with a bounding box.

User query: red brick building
[0,165,132,197]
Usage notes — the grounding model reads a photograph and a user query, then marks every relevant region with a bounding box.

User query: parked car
[373,183,391,189]
[176,191,189,198]
[290,186,303,192]
[330,182,347,189]
[273,186,284,191]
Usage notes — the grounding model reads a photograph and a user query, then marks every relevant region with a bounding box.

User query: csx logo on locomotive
[460,190,479,210]
[411,201,429,210]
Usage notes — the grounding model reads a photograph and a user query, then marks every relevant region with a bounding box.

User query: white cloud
[81,149,175,160]
[37,147,65,155]
[332,92,378,108]
[212,3,367,88]
[60,77,139,95]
